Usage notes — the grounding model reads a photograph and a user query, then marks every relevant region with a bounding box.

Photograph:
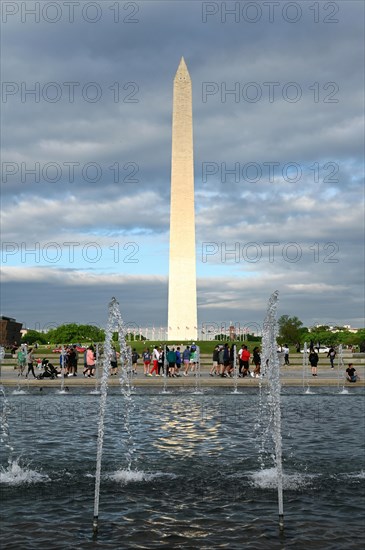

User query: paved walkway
[1,361,364,388]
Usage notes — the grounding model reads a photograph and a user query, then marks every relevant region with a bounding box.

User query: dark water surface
[1,387,364,549]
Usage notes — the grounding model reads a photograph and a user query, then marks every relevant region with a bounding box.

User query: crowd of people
[97,342,360,383]
[208,344,261,378]
[11,341,360,383]
[138,344,199,377]
[128,343,262,379]
[16,344,94,378]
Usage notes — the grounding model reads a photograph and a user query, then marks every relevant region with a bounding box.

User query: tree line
[277,315,365,347]
[20,318,365,348]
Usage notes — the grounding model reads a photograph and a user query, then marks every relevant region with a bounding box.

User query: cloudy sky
[1,0,364,334]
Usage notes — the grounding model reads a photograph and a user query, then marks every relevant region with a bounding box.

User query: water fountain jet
[261,290,284,531]
[337,344,348,394]
[0,386,14,468]
[302,342,314,394]
[0,346,4,380]
[161,345,169,394]
[231,344,239,394]
[193,345,203,394]
[93,297,134,534]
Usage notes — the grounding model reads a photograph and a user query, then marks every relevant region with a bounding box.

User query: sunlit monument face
[168,58,197,342]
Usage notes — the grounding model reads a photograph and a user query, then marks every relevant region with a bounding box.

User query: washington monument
[167,57,197,341]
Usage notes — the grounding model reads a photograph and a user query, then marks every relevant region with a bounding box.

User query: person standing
[210,345,219,376]
[183,346,191,376]
[131,348,139,374]
[142,348,151,376]
[309,349,319,376]
[17,347,26,376]
[221,343,230,377]
[60,348,69,375]
[189,343,197,373]
[175,346,182,376]
[158,347,164,375]
[85,345,96,377]
[327,347,336,369]
[110,347,118,375]
[149,346,160,376]
[167,347,177,377]
[283,344,290,365]
[73,345,79,376]
[83,348,87,375]
[252,346,261,377]
[25,348,36,379]
[238,344,245,374]
[67,345,77,377]
[218,346,225,376]
[240,345,251,377]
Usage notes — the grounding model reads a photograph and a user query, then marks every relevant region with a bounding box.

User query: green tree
[46,324,105,344]
[305,328,365,347]
[246,334,261,342]
[310,330,338,346]
[345,328,365,347]
[278,315,304,344]
[21,330,48,345]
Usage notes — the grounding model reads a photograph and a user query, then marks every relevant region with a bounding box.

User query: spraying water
[337,344,348,394]
[93,297,134,534]
[118,341,136,472]
[93,299,121,533]
[58,345,66,394]
[0,386,15,468]
[118,324,134,397]
[193,345,203,394]
[0,346,4,380]
[90,343,101,395]
[162,345,169,394]
[231,344,240,394]
[261,291,284,531]
[302,342,313,394]
[302,341,307,391]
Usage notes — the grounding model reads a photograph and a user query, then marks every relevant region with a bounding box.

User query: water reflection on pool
[1,387,364,549]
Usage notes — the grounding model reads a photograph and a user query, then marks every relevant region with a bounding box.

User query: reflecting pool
[1,387,364,549]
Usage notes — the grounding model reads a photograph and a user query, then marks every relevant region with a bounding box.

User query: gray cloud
[1,1,364,331]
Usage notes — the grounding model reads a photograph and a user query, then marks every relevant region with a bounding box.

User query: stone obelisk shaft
[168,58,197,341]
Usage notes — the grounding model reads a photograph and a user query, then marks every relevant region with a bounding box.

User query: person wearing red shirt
[240,346,251,377]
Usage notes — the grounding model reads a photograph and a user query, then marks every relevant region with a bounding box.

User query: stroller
[36,359,60,380]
